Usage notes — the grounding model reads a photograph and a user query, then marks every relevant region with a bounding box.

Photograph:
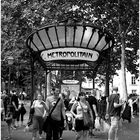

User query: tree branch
[124,17,133,37]
[117,0,123,38]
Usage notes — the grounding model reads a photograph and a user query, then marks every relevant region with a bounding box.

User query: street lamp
[7,56,14,94]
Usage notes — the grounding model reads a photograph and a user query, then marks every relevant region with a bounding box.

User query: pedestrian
[1,95,5,121]
[19,89,27,98]
[45,87,66,140]
[69,96,77,109]
[98,92,107,132]
[106,87,125,140]
[62,93,70,111]
[4,105,13,140]
[95,88,102,101]
[59,93,67,140]
[128,94,138,118]
[86,89,98,137]
[17,94,26,126]
[71,92,93,140]
[69,96,77,131]
[128,95,135,118]
[11,89,19,128]
[99,92,107,120]
[135,96,139,115]
[31,93,48,140]
[2,90,10,117]
[17,90,26,126]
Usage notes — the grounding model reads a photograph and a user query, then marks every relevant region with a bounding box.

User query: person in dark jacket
[86,90,98,136]
[17,93,26,126]
[11,89,19,128]
[2,90,10,117]
[45,87,66,140]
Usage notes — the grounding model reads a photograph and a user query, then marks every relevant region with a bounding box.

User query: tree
[1,0,139,96]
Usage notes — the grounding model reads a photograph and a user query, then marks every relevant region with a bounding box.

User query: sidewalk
[1,116,139,140]
[1,101,139,140]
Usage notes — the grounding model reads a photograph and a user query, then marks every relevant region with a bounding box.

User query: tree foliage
[1,0,139,90]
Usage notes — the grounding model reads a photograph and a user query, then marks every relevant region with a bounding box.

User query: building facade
[113,70,140,97]
[82,70,140,99]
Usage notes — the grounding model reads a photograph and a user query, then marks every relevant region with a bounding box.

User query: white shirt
[76,101,88,119]
[33,100,46,117]
[128,98,133,108]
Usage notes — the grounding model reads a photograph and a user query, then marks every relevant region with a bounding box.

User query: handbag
[43,98,61,132]
[102,120,110,133]
[122,102,131,122]
[24,114,34,132]
[29,100,37,115]
[83,112,91,127]
[30,107,35,115]
[79,102,91,128]
[95,117,101,130]
[22,107,26,115]
[20,105,26,115]
[27,114,33,126]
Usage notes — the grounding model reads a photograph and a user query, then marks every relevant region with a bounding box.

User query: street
[1,101,139,140]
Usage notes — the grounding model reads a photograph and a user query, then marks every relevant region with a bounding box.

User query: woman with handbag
[31,93,48,140]
[71,92,93,140]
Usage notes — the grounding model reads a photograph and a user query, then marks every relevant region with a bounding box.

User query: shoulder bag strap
[79,101,84,113]
[49,97,61,116]
[79,101,89,114]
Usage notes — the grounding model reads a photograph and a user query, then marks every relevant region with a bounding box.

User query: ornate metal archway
[26,19,114,100]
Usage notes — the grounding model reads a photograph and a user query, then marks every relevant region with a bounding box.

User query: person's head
[112,86,118,94]
[20,93,25,100]
[37,94,42,100]
[78,92,86,101]
[12,89,17,95]
[60,93,65,99]
[117,93,120,98]
[53,87,60,97]
[3,90,7,94]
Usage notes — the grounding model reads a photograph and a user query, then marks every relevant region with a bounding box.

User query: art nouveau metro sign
[41,48,99,62]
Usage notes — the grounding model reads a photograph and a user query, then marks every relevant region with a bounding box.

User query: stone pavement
[1,101,139,140]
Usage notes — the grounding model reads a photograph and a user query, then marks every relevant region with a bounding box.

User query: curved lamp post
[7,56,14,94]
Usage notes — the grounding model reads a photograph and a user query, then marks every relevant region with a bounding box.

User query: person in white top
[71,92,93,140]
[19,89,27,98]
[31,94,48,140]
[128,95,138,119]
[0,97,4,120]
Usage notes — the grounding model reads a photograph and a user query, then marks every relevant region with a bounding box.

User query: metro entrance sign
[26,19,114,100]
[41,48,99,62]
[26,21,114,70]
[62,80,79,84]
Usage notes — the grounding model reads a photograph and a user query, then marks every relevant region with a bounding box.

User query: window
[131,76,136,85]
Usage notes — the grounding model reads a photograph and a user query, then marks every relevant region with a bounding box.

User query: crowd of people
[1,86,139,140]
[1,89,27,139]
